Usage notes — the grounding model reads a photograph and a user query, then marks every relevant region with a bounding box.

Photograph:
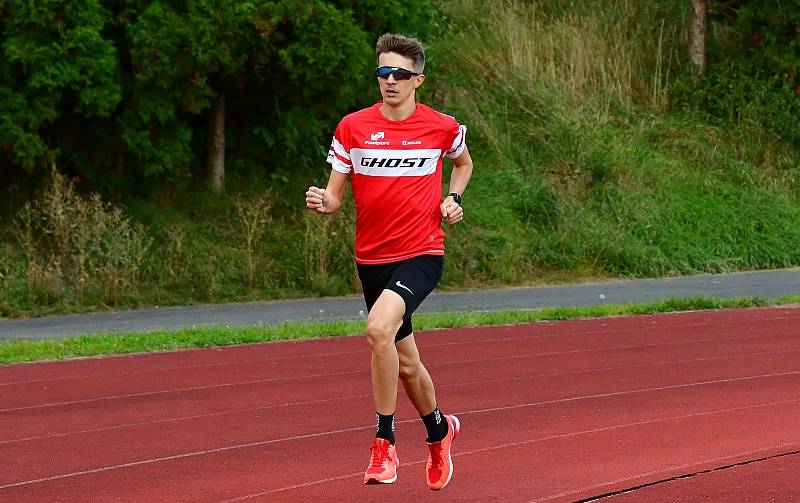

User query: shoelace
[370,443,389,468]
[427,442,443,468]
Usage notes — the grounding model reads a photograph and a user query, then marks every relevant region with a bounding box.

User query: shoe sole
[365,452,399,485]
[364,473,397,485]
[431,415,460,491]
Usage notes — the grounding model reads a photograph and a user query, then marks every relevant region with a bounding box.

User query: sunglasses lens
[376,67,415,80]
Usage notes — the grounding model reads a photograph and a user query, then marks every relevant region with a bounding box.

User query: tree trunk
[689,0,707,81]
[207,92,226,192]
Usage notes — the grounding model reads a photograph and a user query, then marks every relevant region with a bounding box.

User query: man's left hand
[441,196,463,225]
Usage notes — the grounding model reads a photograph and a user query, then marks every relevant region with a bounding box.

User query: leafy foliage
[0,0,120,169]
[733,0,800,85]
[0,0,439,191]
[674,1,800,149]
[2,0,800,318]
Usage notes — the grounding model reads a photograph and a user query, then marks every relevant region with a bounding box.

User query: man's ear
[414,74,426,89]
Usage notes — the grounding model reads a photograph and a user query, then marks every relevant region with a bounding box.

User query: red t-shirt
[327,102,467,265]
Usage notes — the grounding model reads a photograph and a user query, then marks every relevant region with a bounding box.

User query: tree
[207,93,225,192]
[0,0,440,194]
[0,0,121,171]
[689,0,707,81]
[124,0,257,190]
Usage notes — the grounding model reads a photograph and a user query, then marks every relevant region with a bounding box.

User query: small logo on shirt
[365,131,390,146]
[434,409,441,424]
[402,140,422,145]
[395,281,414,295]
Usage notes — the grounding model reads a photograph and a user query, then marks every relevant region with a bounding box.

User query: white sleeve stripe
[330,150,349,164]
[328,156,351,173]
[332,138,350,160]
[449,126,465,151]
[446,143,466,159]
[445,125,467,159]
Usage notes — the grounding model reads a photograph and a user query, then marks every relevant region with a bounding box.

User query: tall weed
[302,197,356,296]
[435,0,679,122]
[234,192,272,287]
[14,169,151,307]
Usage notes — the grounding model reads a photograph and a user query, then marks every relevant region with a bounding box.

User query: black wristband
[447,192,462,205]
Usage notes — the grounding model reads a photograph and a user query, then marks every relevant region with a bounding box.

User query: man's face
[377,52,425,106]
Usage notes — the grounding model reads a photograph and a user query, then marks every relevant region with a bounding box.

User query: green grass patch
[1,295,797,365]
[2,0,799,318]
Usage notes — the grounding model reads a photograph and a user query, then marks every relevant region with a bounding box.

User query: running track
[1,307,799,502]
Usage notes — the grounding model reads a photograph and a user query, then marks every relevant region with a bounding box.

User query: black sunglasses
[376,66,420,81]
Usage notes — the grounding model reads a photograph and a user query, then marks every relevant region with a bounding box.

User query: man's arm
[441,145,473,225]
[306,170,348,214]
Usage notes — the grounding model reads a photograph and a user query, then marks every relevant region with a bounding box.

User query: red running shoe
[364,438,399,484]
[426,415,460,490]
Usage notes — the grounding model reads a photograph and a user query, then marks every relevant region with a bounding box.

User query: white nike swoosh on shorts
[395,281,414,295]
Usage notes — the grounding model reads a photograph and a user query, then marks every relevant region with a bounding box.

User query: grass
[1,295,797,365]
[1,0,799,318]
[426,0,800,283]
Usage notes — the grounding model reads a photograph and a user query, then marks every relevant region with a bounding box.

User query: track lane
[1,307,793,384]
[2,313,797,409]
[2,330,799,441]
[4,366,800,483]
[5,394,799,502]
[602,451,800,502]
[0,307,798,501]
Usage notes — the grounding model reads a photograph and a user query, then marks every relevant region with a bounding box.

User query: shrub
[14,168,151,307]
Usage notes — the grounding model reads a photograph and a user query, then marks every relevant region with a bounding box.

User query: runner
[305,33,473,491]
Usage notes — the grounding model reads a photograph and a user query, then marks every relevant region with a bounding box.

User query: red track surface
[1,307,799,502]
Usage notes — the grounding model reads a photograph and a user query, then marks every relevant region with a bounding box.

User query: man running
[305,33,473,491]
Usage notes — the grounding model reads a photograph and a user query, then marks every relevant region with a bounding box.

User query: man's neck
[380,100,417,121]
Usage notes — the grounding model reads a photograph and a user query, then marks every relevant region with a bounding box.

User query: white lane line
[216,471,366,503]
[3,313,794,386]
[1,331,794,413]
[2,347,794,444]
[0,324,706,386]
[0,393,372,445]
[3,374,800,490]
[458,370,800,417]
[0,370,363,413]
[214,399,800,501]
[429,332,791,370]
[2,347,798,445]
[0,424,377,490]
[533,442,800,502]
[418,318,794,351]
[0,348,366,387]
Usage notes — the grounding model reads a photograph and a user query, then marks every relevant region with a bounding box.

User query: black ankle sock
[421,405,448,443]
[376,412,395,444]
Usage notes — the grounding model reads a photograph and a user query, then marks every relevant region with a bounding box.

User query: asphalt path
[0,268,798,340]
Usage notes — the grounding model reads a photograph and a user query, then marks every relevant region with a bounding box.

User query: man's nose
[386,73,397,84]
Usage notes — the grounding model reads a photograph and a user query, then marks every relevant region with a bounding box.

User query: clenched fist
[305,186,340,214]
[441,195,463,225]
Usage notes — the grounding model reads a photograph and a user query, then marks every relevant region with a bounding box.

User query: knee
[365,318,395,352]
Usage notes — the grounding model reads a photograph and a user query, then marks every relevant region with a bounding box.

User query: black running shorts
[356,254,445,342]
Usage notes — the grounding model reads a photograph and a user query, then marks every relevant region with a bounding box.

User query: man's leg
[397,334,449,443]
[362,255,448,486]
[396,334,437,415]
[362,289,405,485]
[396,330,460,491]
[365,289,406,415]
